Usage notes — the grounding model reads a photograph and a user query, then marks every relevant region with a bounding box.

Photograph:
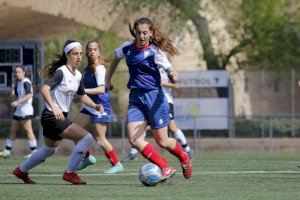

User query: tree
[122,0,300,70]
[234,0,300,70]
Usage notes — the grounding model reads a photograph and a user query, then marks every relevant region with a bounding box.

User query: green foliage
[235,117,300,137]
[236,0,300,70]
[123,0,300,70]
[44,26,123,70]
[44,26,130,117]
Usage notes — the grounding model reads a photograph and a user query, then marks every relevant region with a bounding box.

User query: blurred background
[0,0,299,156]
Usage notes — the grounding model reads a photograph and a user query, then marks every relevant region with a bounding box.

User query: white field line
[1,170,300,177]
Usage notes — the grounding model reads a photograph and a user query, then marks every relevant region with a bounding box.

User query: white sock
[4,139,14,154]
[130,148,138,154]
[28,140,37,154]
[66,133,93,173]
[174,129,191,152]
[19,145,57,172]
[174,129,187,145]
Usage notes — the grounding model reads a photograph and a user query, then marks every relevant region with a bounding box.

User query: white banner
[178,70,229,88]
[173,98,228,130]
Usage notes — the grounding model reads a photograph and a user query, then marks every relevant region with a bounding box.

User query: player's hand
[108,83,114,91]
[11,101,19,107]
[95,104,104,113]
[167,70,178,83]
[52,107,65,121]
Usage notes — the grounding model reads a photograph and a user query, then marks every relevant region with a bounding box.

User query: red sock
[141,143,169,169]
[105,149,119,166]
[84,150,91,159]
[169,142,188,162]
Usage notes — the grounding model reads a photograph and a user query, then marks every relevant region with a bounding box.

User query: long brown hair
[41,39,77,78]
[129,17,180,57]
[86,40,111,75]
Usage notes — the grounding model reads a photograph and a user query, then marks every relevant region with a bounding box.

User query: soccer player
[74,40,124,174]
[13,40,104,185]
[123,67,193,162]
[0,66,37,159]
[106,17,192,181]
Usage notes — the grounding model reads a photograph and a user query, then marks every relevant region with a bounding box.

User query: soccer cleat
[13,167,36,184]
[0,151,10,158]
[187,149,193,160]
[23,153,32,159]
[297,163,300,168]
[103,163,124,174]
[63,171,86,185]
[77,155,96,171]
[121,153,139,163]
[181,154,192,179]
[161,166,176,182]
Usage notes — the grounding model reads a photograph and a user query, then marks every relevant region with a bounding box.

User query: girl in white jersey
[0,66,37,159]
[13,40,104,185]
[159,68,193,158]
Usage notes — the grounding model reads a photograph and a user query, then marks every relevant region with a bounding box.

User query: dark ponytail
[41,39,77,78]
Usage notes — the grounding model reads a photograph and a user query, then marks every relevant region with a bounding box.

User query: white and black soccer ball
[138,163,162,187]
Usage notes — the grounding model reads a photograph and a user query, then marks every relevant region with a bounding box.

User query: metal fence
[1,115,300,139]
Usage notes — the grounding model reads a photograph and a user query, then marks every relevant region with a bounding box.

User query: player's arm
[105,55,121,88]
[11,82,33,107]
[77,78,104,113]
[155,48,178,83]
[85,66,106,95]
[85,86,105,95]
[161,81,179,89]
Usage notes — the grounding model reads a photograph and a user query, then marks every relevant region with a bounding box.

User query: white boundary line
[1,170,300,177]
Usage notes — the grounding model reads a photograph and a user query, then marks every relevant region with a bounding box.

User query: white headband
[64,42,81,54]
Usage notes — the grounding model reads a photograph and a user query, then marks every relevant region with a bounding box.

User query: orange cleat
[63,171,86,185]
[161,166,176,182]
[181,154,192,179]
[13,167,36,184]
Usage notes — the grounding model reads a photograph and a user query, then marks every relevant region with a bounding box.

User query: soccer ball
[138,163,162,187]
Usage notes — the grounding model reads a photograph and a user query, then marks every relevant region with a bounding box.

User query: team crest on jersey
[127,50,131,55]
[66,90,74,96]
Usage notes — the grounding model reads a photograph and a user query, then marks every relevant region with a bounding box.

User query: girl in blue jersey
[123,67,193,162]
[0,66,37,159]
[106,18,192,181]
[13,40,104,185]
[74,40,123,174]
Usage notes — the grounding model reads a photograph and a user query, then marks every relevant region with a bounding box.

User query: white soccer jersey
[45,65,84,113]
[14,78,34,117]
[159,68,173,104]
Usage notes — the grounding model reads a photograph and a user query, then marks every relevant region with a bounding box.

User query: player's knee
[84,133,93,145]
[44,145,58,156]
[96,140,103,147]
[128,137,138,147]
[156,140,168,148]
[95,135,106,143]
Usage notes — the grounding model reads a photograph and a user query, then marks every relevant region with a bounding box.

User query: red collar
[134,40,151,51]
